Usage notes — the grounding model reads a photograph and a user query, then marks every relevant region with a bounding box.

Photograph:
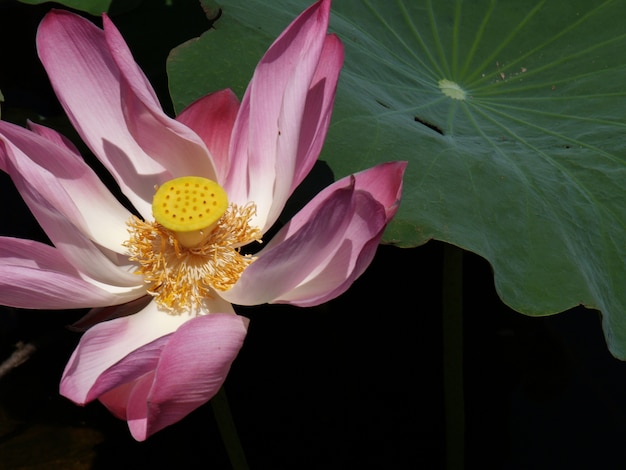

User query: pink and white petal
[103,12,217,184]
[0,139,141,288]
[272,161,407,244]
[272,191,387,306]
[225,0,333,231]
[27,120,82,156]
[175,89,240,184]
[0,236,123,291]
[107,19,217,181]
[0,236,82,273]
[274,162,407,305]
[19,198,139,290]
[225,161,406,306]
[0,237,136,309]
[60,300,190,404]
[222,94,251,207]
[0,120,132,253]
[37,10,166,218]
[0,265,129,310]
[48,226,142,290]
[100,15,160,110]
[347,161,407,220]
[84,333,170,403]
[220,184,356,305]
[96,313,248,441]
[290,34,344,193]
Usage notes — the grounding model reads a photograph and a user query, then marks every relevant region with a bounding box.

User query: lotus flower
[0,0,406,440]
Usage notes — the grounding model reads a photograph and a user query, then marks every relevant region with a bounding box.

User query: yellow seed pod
[152,176,228,248]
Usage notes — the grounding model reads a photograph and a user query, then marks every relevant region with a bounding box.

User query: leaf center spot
[438,79,466,100]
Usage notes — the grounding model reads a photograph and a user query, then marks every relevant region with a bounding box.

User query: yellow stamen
[124,177,262,313]
[152,176,229,248]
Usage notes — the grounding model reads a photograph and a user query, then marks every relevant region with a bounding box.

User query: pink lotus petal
[346,161,407,220]
[223,162,406,306]
[104,14,218,183]
[0,124,144,290]
[226,0,336,232]
[61,294,236,401]
[98,313,249,441]
[221,182,356,305]
[61,301,191,404]
[0,120,131,253]
[0,237,136,309]
[37,10,165,218]
[275,161,407,242]
[275,162,407,305]
[273,192,385,306]
[27,120,82,156]
[96,376,149,421]
[290,33,344,193]
[176,89,240,184]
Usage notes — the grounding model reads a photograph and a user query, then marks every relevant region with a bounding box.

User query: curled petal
[61,301,190,404]
[222,162,406,306]
[61,300,247,441]
[279,161,407,239]
[273,191,386,306]
[221,183,356,305]
[60,295,236,404]
[98,314,248,441]
[277,162,406,305]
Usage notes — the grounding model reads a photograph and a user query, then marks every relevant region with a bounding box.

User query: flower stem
[442,244,464,469]
[211,386,249,469]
